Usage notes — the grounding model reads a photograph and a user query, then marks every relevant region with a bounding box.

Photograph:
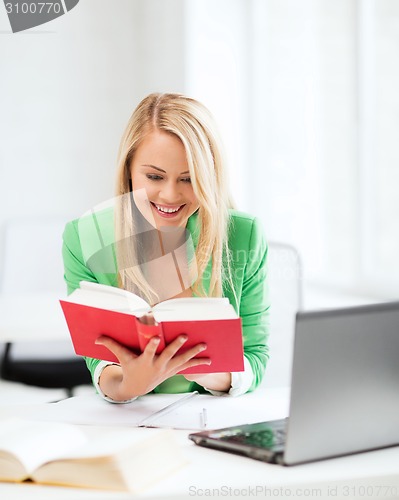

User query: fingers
[155,334,189,362]
[96,334,212,379]
[164,335,206,358]
[173,342,209,366]
[179,356,212,371]
[95,335,138,364]
[141,336,162,358]
[163,339,211,372]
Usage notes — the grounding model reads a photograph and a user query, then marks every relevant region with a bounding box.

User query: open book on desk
[0,418,186,492]
[1,389,291,431]
[60,281,244,374]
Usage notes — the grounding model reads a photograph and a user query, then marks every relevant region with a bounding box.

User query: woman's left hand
[183,372,231,392]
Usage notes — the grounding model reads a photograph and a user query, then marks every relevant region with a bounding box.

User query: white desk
[0,427,398,500]
[0,389,398,499]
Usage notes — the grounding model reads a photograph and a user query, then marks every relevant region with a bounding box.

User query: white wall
[0,0,187,277]
[2,0,394,308]
[0,0,189,363]
[185,0,251,210]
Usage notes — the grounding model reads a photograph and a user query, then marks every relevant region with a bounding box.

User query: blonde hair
[115,93,235,304]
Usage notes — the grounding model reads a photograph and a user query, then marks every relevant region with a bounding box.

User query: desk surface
[1,388,399,500]
[0,426,398,500]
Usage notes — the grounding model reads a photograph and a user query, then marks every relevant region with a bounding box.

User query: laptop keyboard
[214,419,287,449]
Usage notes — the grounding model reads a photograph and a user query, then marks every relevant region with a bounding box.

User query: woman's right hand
[94,334,211,401]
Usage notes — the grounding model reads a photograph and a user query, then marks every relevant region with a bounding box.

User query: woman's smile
[150,202,186,218]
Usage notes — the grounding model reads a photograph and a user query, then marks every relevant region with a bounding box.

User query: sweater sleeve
[62,220,103,381]
[62,221,96,294]
[238,217,270,391]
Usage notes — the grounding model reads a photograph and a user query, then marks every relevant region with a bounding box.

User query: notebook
[189,301,399,465]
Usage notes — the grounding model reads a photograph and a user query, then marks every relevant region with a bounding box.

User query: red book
[60,281,244,374]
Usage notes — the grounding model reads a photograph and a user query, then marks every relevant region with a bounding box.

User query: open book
[60,281,244,373]
[0,418,186,491]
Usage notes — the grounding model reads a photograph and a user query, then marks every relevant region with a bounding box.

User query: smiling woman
[62,93,270,403]
[114,93,234,305]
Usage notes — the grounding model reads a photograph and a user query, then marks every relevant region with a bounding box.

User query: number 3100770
[5,2,62,14]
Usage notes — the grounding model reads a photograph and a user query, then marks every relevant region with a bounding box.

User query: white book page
[0,419,88,474]
[153,298,238,322]
[51,428,168,460]
[63,281,150,314]
[63,282,238,320]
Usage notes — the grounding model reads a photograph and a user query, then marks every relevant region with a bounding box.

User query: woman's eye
[180,177,192,183]
[146,174,163,181]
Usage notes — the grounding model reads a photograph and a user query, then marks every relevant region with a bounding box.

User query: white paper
[0,388,290,431]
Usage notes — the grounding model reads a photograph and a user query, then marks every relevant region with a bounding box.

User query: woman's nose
[159,181,181,202]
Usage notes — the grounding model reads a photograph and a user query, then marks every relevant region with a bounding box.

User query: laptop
[189,301,399,465]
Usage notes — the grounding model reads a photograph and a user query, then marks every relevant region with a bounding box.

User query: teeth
[154,204,182,213]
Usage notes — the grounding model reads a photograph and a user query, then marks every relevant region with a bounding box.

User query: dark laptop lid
[284,301,399,465]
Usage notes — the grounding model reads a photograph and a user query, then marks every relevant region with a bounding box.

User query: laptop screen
[284,301,399,464]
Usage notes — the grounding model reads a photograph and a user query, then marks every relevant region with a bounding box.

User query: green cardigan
[62,209,270,394]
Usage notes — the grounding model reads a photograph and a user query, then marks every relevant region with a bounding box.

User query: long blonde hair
[115,93,234,304]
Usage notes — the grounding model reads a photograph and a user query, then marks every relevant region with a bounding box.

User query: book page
[153,297,238,321]
[0,419,88,475]
[63,282,237,319]
[65,281,150,314]
[41,428,170,460]
[31,428,186,493]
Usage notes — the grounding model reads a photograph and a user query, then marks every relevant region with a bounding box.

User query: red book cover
[136,314,166,353]
[59,301,244,374]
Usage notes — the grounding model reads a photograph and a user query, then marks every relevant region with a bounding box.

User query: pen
[200,408,207,429]
[139,391,199,427]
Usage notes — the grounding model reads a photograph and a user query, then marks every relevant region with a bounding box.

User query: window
[186,0,399,301]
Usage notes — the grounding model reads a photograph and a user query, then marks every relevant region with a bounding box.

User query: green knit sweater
[62,209,270,394]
